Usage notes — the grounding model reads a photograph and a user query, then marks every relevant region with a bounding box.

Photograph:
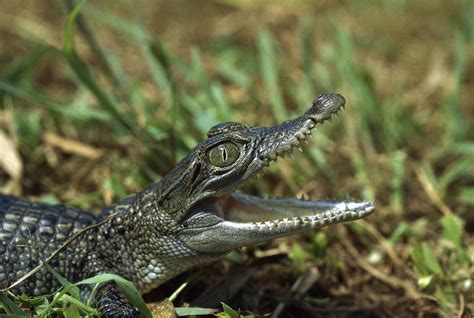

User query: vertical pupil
[222,147,227,161]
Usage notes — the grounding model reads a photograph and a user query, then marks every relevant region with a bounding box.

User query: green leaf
[47,265,80,299]
[421,243,443,277]
[290,243,307,266]
[64,0,86,53]
[411,244,428,275]
[388,150,406,214]
[257,27,287,122]
[225,250,244,264]
[142,43,174,108]
[411,243,443,277]
[216,58,251,88]
[218,302,239,318]
[77,273,152,318]
[2,46,51,85]
[311,232,327,258]
[460,187,474,205]
[83,4,155,43]
[63,0,138,137]
[210,83,232,122]
[431,142,474,162]
[37,283,83,318]
[438,158,473,194]
[63,302,81,318]
[57,294,98,317]
[388,222,410,244]
[175,307,218,316]
[17,294,47,307]
[0,293,28,316]
[441,215,466,261]
[188,47,208,88]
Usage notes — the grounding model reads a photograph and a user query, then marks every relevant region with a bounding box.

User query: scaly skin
[0,93,374,317]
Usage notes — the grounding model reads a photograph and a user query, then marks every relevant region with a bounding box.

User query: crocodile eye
[208,142,240,168]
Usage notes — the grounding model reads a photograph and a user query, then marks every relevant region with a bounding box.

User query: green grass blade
[430,142,474,162]
[389,150,407,214]
[438,158,473,194]
[459,187,474,206]
[63,0,86,53]
[258,27,287,122]
[1,46,50,84]
[63,301,81,318]
[142,46,174,108]
[63,0,138,135]
[65,0,122,89]
[0,293,28,316]
[411,244,429,276]
[59,294,97,317]
[36,284,80,318]
[421,243,444,277]
[219,302,240,318]
[83,4,154,43]
[175,307,218,316]
[299,16,315,83]
[209,83,232,122]
[46,265,80,299]
[443,32,467,140]
[216,58,251,89]
[77,273,152,318]
[388,222,410,245]
[441,215,467,262]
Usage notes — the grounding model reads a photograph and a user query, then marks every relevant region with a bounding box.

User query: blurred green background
[0,0,473,317]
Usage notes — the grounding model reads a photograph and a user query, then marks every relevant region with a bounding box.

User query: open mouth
[182,93,375,253]
[190,193,374,228]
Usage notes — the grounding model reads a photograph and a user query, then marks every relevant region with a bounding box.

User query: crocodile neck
[93,187,217,293]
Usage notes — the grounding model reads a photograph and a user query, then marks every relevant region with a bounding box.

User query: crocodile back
[0,194,97,295]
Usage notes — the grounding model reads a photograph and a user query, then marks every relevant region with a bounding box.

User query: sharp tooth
[297,146,303,152]
[297,133,306,140]
[289,152,295,160]
[303,128,311,135]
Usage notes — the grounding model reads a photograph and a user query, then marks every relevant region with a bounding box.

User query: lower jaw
[183,195,374,254]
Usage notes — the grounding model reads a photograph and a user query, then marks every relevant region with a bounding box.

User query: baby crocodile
[0,93,374,317]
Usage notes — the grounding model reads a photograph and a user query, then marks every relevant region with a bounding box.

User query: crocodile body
[0,93,374,316]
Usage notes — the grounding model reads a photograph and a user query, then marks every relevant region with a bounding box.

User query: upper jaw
[255,93,345,163]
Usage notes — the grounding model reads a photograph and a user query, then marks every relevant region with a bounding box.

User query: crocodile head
[155,93,374,255]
